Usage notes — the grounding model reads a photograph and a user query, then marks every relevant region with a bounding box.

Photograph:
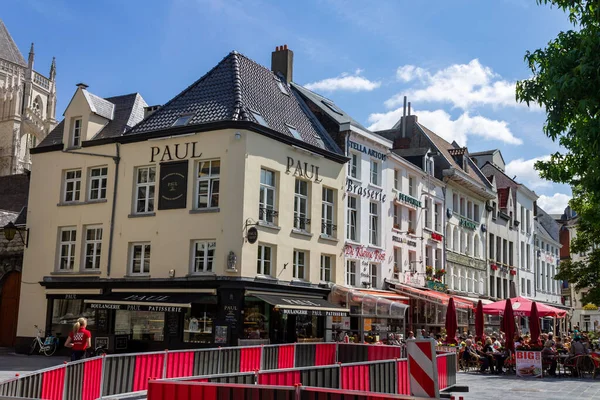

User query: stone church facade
[0,19,57,176]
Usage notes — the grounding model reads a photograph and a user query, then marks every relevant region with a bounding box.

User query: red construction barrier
[437,354,447,390]
[340,364,370,391]
[397,359,409,395]
[315,343,336,366]
[82,357,103,400]
[133,353,166,392]
[368,345,401,361]
[166,351,194,379]
[278,344,295,369]
[148,381,296,400]
[240,347,261,372]
[301,386,417,399]
[147,381,217,400]
[40,366,65,400]
[258,370,300,386]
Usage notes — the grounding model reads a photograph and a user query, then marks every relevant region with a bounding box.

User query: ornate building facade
[0,19,57,176]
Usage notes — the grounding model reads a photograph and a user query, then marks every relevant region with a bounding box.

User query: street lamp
[3,221,28,247]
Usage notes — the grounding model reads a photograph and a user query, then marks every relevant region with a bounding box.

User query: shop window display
[51,299,96,338]
[243,297,270,339]
[115,310,164,341]
[184,304,215,344]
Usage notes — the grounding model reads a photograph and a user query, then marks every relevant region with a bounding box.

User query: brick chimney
[271,45,293,83]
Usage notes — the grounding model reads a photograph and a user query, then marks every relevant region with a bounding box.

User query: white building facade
[516,185,537,299]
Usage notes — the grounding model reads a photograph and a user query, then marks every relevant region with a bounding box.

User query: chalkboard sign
[115,335,128,350]
[96,309,108,333]
[215,326,228,344]
[166,312,179,337]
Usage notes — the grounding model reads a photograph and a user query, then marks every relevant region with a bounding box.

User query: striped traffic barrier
[406,340,439,399]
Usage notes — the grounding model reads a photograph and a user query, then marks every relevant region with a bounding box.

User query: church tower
[0,19,57,176]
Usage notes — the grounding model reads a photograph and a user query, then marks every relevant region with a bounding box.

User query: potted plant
[490,264,498,271]
[435,269,446,279]
[426,266,434,276]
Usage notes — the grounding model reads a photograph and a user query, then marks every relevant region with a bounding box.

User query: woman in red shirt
[64,317,92,361]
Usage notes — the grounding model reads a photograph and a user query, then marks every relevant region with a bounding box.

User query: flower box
[490,264,498,271]
[510,270,517,276]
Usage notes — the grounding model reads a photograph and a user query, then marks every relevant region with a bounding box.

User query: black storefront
[37,277,347,353]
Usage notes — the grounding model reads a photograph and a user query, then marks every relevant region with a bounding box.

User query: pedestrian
[64,317,91,361]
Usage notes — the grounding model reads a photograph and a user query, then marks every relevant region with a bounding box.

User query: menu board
[96,309,108,333]
[166,313,179,338]
[215,326,228,344]
[115,335,128,350]
[516,351,542,378]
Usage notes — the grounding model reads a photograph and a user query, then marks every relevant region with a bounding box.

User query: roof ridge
[230,52,246,121]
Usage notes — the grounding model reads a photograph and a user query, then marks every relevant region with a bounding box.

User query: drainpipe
[106,143,120,277]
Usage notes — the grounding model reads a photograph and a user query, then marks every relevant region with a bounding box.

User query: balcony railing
[294,216,311,231]
[321,222,337,236]
[258,207,279,222]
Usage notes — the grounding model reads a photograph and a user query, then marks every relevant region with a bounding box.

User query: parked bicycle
[85,344,107,358]
[28,325,59,356]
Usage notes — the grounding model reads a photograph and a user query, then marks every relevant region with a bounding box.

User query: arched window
[474,234,480,258]
[32,96,42,115]
[452,227,459,252]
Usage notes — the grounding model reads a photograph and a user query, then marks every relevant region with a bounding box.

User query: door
[0,272,22,346]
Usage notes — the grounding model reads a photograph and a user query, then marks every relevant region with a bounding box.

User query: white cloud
[537,193,572,214]
[304,70,381,93]
[505,156,552,190]
[367,108,522,146]
[387,59,524,111]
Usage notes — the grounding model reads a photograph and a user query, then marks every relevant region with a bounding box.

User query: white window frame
[196,159,220,209]
[369,263,378,288]
[259,168,277,224]
[369,201,379,246]
[72,118,82,147]
[347,195,358,241]
[192,240,216,273]
[408,209,416,234]
[294,179,309,231]
[257,244,273,276]
[293,250,306,280]
[424,198,431,229]
[134,166,156,214]
[370,159,379,186]
[58,227,77,271]
[320,254,332,282]
[434,202,441,232]
[394,247,402,275]
[63,169,82,203]
[393,203,400,229]
[321,187,335,237]
[129,242,151,275]
[349,152,359,179]
[88,166,108,201]
[83,226,102,270]
[394,169,401,190]
[408,176,415,197]
[346,260,357,286]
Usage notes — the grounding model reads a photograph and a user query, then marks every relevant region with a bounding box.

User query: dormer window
[250,110,269,127]
[72,118,82,147]
[286,125,302,140]
[172,114,193,127]
[276,79,289,95]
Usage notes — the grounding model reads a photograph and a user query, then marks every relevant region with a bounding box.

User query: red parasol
[482,296,566,318]
[502,295,516,352]
[530,302,541,346]
[445,297,458,345]
[475,300,485,342]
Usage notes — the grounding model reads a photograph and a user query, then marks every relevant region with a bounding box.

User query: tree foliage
[516,0,600,305]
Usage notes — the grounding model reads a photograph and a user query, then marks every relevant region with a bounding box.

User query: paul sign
[286,157,323,183]
[150,141,203,162]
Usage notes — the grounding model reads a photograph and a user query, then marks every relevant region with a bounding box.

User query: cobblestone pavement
[0,353,68,382]
[455,372,600,400]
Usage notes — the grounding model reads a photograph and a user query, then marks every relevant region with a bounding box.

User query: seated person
[541,340,557,376]
[463,339,488,372]
[481,338,497,373]
[570,336,586,356]
[555,337,564,351]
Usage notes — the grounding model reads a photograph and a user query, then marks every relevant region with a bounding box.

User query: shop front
[330,285,408,343]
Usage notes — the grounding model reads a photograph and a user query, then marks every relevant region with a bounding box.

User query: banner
[516,350,542,378]
[158,160,188,210]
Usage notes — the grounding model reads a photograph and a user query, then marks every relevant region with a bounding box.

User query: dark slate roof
[83,90,115,120]
[127,51,341,154]
[0,173,29,212]
[13,206,27,226]
[36,93,147,148]
[0,19,26,67]
[393,147,429,158]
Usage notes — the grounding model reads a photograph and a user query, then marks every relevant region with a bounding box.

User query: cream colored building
[17,48,348,352]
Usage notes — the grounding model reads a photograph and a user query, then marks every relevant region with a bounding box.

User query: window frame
[349,152,359,179]
[408,175,415,197]
[72,118,82,148]
[370,159,379,186]
[294,179,310,231]
[257,244,273,276]
[191,240,216,274]
[369,263,378,288]
[129,242,151,275]
[369,201,379,246]
[345,260,357,286]
[63,169,82,203]
[320,254,332,282]
[88,166,108,201]
[293,250,307,280]
[321,187,335,237]
[347,195,358,241]
[83,226,102,271]
[134,166,156,214]
[259,168,277,224]
[58,227,77,271]
[196,159,220,210]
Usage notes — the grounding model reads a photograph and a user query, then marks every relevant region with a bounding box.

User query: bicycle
[85,344,107,358]
[28,325,59,356]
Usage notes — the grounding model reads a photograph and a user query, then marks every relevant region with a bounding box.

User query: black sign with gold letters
[158,161,188,210]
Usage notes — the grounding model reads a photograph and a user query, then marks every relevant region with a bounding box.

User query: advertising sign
[516,350,543,378]
[158,160,188,210]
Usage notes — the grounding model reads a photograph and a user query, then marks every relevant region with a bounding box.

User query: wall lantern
[2,221,29,247]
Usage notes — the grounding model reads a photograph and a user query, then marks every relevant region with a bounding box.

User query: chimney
[76,82,89,90]
[144,105,161,119]
[271,45,294,83]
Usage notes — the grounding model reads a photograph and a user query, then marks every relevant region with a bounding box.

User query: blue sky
[4,0,573,212]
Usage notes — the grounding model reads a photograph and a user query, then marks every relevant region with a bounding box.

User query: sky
[3,0,574,213]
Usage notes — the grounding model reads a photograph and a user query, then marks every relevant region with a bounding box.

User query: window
[370,160,379,185]
[196,160,220,209]
[276,79,289,95]
[287,125,302,140]
[172,115,193,126]
[408,209,416,234]
[369,263,378,288]
[259,168,276,223]
[130,243,151,275]
[425,246,432,267]
[460,197,465,216]
[492,201,497,219]
[293,250,306,280]
[321,187,335,237]
[393,204,401,229]
[250,110,269,127]
[257,245,272,276]
[394,169,400,190]
[426,157,434,175]
[408,176,415,197]
[346,196,358,241]
[489,234,495,260]
[134,166,155,214]
[64,169,82,202]
[294,179,309,230]
[32,97,41,114]
[424,198,431,229]
[84,226,102,270]
[320,255,332,282]
[474,204,480,222]
[434,203,441,231]
[521,242,525,269]
[453,227,459,252]
[526,244,531,270]
[474,234,480,258]
[346,260,357,286]
[527,280,531,296]
[467,201,473,219]
[509,241,514,266]
[58,228,76,270]
[526,210,531,233]
[394,247,402,275]
[369,201,379,245]
[452,193,458,212]
[89,167,108,201]
[72,118,82,147]
[192,241,216,273]
[349,153,359,179]
[435,248,442,269]
[520,206,525,232]
[521,278,525,294]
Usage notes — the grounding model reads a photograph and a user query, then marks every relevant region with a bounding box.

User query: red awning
[392,284,473,310]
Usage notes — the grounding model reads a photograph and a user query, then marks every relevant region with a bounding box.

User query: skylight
[276,80,289,95]
[250,110,269,127]
[172,115,193,127]
[286,125,302,141]
[322,100,343,115]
